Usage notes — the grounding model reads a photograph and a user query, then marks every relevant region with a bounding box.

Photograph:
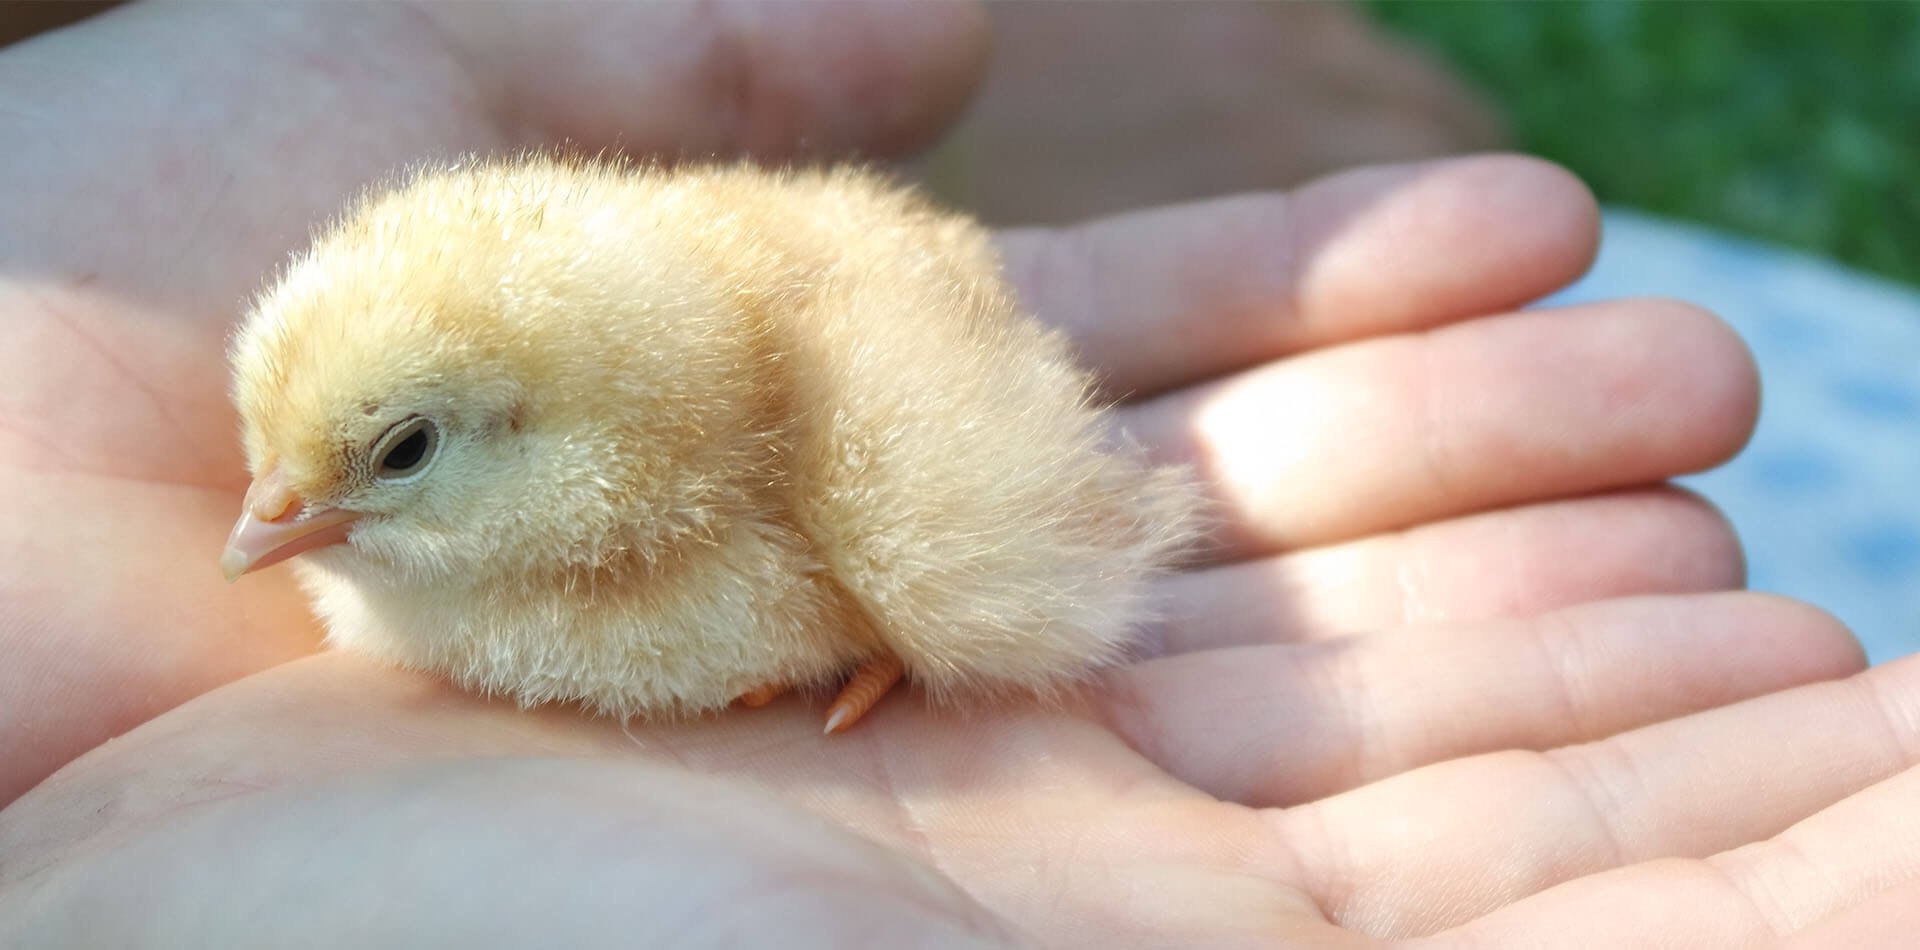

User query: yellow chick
[221,156,1198,732]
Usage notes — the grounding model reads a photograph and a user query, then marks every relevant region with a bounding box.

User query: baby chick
[221,156,1198,732]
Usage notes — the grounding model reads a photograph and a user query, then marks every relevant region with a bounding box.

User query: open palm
[4,4,1917,946]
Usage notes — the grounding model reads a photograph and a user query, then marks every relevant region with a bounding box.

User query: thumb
[411,0,990,159]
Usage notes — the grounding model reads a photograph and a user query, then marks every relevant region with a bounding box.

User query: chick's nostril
[243,468,300,522]
[259,495,295,525]
[249,486,296,522]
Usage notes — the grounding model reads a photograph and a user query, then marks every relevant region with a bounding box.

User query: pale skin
[3,3,1918,946]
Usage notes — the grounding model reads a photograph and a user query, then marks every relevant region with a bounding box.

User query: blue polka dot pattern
[1548,210,1920,662]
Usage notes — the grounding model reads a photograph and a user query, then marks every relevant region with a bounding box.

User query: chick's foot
[823,654,905,734]
[734,683,785,708]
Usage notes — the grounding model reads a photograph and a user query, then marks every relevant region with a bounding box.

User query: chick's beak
[220,465,361,581]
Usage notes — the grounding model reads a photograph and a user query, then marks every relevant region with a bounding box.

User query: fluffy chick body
[231,156,1197,719]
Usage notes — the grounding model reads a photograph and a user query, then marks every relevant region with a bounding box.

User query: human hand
[3,3,1911,946]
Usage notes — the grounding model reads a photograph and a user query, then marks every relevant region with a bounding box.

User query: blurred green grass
[1365,1,1920,287]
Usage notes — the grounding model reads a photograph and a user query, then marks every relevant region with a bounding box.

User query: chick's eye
[373,418,438,479]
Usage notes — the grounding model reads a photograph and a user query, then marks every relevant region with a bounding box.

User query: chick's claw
[823,654,906,735]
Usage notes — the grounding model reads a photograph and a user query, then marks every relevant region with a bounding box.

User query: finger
[998,154,1599,396]
[1436,762,1920,946]
[1122,298,1759,561]
[1706,760,1920,940]
[1155,486,1745,654]
[0,1,984,323]
[1283,631,1915,939]
[412,1,985,157]
[1784,877,1920,947]
[1101,594,1861,809]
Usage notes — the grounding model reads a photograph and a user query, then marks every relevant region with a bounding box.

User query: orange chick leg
[735,683,785,708]
[823,654,905,735]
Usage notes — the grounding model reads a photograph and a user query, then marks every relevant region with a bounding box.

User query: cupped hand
[1,4,1910,946]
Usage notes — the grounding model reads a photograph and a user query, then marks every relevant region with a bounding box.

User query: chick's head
[221,163,759,592]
